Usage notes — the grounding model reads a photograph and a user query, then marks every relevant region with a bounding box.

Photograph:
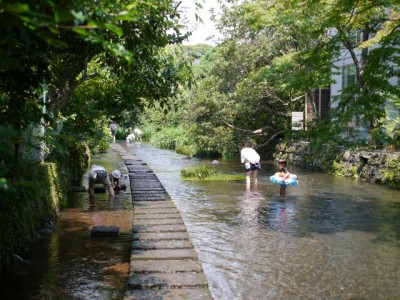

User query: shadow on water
[0,149,133,300]
[127,142,400,300]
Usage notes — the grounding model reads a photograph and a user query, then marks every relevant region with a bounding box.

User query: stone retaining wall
[275,141,400,189]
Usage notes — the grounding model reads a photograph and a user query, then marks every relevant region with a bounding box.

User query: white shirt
[89,165,106,176]
[90,165,106,172]
[241,147,260,164]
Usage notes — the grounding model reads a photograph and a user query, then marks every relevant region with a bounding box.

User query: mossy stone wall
[0,142,90,271]
[275,142,400,189]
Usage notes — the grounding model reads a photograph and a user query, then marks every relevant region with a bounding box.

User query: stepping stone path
[109,144,212,300]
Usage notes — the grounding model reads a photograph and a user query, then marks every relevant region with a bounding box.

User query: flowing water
[0,150,133,300]
[127,142,400,300]
[1,142,399,300]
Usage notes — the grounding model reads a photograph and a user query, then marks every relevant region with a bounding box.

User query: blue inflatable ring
[270,173,298,186]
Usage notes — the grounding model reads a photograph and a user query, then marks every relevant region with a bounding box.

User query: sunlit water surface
[128,142,400,300]
[1,142,398,300]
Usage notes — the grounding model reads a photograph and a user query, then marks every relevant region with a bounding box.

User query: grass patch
[181,164,245,181]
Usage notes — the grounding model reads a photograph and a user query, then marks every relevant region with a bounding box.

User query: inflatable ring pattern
[270,173,298,186]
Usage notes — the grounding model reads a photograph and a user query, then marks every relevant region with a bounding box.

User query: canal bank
[275,141,400,189]
[0,146,133,299]
[109,143,212,299]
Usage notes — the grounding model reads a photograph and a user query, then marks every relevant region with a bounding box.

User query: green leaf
[54,9,73,23]
[104,23,123,37]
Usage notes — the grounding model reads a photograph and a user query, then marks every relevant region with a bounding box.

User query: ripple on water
[128,142,400,300]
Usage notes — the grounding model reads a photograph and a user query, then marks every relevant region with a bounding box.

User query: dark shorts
[89,171,111,188]
[111,130,116,136]
[245,162,261,172]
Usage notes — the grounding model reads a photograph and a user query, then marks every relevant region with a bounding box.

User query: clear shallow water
[0,150,132,300]
[128,142,400,300]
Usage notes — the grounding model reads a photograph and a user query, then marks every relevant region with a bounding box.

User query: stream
[0,142,399,299]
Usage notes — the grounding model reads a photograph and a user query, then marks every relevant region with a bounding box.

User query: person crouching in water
[240,141,261,184]
[126,133,135,144]
[88,165,114,198]
[110,169,122,191]
[278,159,290,196]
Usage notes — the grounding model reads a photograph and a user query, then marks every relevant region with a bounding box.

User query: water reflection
[258,198,297,234]
[0,149,132,300]
[129,142,400,300]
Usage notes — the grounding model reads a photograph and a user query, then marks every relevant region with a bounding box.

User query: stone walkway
[109,144,212,300]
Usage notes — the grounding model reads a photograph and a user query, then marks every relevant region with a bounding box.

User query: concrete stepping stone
[130,259,203,273]
[132,239,193,250]
[113,146,212,299]
[127,272,209,289]
[133,218,185,226]
[133,224,187,233]
[91,225,120,237]
[132,231,190,241]
[124,288,212,300]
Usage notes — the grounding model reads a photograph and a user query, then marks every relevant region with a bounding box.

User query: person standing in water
[240,141,261,184]
[277,159,290,196]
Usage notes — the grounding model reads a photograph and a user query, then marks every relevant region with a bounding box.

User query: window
[342,64,356,88]
[349,30,364,46]
[342,64,365,128]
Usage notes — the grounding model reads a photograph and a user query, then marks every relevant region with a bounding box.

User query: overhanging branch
[223,121,273,135]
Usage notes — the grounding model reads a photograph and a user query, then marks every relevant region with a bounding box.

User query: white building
[330,30,399,141]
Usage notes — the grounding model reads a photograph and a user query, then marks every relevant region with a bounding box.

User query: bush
[181,164,217,179]
[150,126,190,150]
[86,124,111,153]
[195,149,222,159]
[176,145,196,156]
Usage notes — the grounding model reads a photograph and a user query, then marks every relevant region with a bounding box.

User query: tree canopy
[139,0,399,157]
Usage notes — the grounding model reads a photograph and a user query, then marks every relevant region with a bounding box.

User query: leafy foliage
[181,164,217,179]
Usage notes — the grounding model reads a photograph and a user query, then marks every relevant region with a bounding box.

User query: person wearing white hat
[110,169,122,190]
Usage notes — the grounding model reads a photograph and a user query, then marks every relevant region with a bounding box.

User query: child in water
[277,159,290,196]
[110,169,122,190]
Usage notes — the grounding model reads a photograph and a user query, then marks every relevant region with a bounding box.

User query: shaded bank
[0,148,132,299]
[0,141,90,270]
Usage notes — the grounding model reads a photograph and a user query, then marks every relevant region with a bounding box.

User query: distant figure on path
[110,122,117,143]
[126,133,135,144]
[134,128,142,141]
[240,141,261,185]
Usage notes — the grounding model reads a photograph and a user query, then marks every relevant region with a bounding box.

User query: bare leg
[252,170,258,184]
[280,185,286,196]
[89,186,95,198]
[108,186,115,197]
[245,171,251,184]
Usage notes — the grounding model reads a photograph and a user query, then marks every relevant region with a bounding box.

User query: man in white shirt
[240,142,261,184]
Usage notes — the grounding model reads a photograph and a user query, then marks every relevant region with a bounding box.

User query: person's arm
[240,150,246,163]
[110,176,115,188]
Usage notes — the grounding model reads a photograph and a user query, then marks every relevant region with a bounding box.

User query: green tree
[0,0,195,190]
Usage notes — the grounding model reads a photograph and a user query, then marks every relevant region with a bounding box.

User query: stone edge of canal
[109,143,213,300]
